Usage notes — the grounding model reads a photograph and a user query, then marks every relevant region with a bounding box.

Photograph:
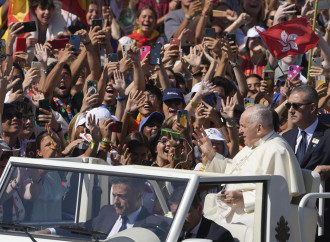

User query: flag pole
[306,0,319,85]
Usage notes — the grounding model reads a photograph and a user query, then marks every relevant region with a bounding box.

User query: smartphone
[39,98,50,111]
[15,37,26,52]
[149,43,162,65]
[312,0,330,10]
[31,61,41,70]
[92,18,103,29]
[141,46,151,61]
[87,80,98,95]
[0,39,5,61]
[315,75,326,87]
[122,43,131,58]
[204,28,216,39]
[263,70,275,93]
[108,53,119,62]
[17,21,37,35]
[24,140,37,158]
[177,110,188,128]
[170,38,180,51]
[36,98,50,126]
[109,121,123,133]
[49,38,69,50]
[69,35,81,52]
[244,98,255,109]
[12,78,23,92]
[312,57,322,68]
[226,33,236,45]
[288,65,301,80]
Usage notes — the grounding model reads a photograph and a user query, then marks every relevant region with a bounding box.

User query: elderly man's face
[112,183,142,216]
[239,109,259,147]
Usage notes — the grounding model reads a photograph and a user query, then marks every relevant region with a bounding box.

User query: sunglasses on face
[285,102,312,110]
[165,100,182,106]
[268,15,274,20]
[3,112,23,120]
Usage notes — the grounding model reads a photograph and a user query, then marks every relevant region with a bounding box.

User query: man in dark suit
[169,187,235,242]
[41,177,168,240]
[282,85,330,242]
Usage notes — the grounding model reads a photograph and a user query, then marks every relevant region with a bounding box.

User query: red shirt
[241,55,267,77]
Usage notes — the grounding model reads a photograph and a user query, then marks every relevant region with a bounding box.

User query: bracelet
[280,90,287,97]
[100,141,111,151]
[226,119,236,128]
[199,165,206,172]
[102,137,111,143]
[83,40,91,45]
[41,68,47,74]
[185,13,191,20]
[189,99,198,108]
[91,141,98,149]
[116,95,127,101]
[125,110,134,115]
[201,10,208,17]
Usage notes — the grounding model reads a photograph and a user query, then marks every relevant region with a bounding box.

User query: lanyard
[53,97,74,120]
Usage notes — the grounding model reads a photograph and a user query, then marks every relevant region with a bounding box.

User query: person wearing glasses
[0,103,22,175]
[282,85,330,241]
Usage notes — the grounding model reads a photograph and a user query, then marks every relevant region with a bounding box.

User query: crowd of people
[0,0,330,241]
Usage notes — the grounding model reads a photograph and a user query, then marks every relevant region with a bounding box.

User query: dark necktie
[296,130,307,164]
[118,216,128,232]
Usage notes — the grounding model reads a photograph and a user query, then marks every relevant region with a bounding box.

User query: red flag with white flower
[256,17,319,60]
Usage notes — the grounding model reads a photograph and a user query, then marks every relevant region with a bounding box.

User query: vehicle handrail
[318,180,325,236]
[298,192,330,242]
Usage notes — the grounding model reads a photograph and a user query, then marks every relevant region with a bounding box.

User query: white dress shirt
[107,207,142,238]
[295,118,318,153]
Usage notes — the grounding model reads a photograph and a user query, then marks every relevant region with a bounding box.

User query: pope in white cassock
[193,104,305,226]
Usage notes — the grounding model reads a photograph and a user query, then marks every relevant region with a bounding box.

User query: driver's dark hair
[168,186,201,208]
[111,177,145,193]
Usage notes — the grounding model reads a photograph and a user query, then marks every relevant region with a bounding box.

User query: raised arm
[40,45,75,99]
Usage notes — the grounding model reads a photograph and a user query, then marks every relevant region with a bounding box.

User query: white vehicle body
[0,157,327,242]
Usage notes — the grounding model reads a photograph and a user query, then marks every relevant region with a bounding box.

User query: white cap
[243,26,265,49]
[205,128,225,141]
[75,106,118,131]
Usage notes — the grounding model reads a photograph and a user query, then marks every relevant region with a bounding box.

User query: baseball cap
[162,88,184,102]
[139,112,165,132]
[205,128,226,141]
[243,26,265,49]
[75,106,118,130]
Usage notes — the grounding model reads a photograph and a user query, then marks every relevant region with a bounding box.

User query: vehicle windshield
[0,164,189,241]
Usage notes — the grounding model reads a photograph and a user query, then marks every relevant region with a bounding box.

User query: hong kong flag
[256,17,319,60]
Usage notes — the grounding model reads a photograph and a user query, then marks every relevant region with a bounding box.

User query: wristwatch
[230,61,239,68]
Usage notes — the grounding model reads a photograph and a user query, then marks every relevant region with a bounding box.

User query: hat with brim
[243,26,265,49]
[162,88,184,102]
[139,112,165,132]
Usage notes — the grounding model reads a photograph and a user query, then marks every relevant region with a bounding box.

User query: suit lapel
[196,217,211,238]
[287,128,299,151]
[301,123,325,167]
